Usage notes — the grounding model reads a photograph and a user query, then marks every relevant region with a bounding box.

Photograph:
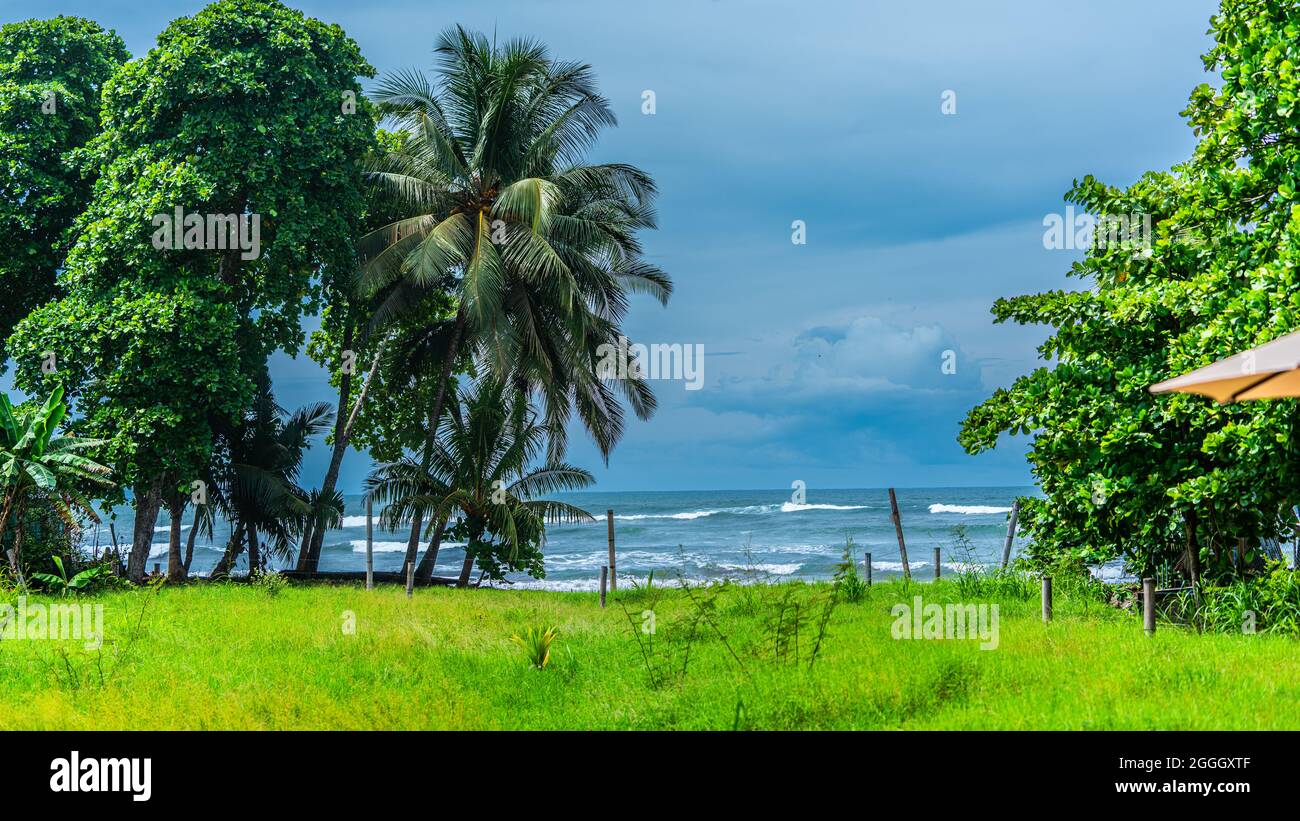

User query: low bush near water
[1172,564,1300,636]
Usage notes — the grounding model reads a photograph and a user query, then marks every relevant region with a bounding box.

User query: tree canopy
[0,16,128,357]
[961,0,1300,578]
[8,0,377,579]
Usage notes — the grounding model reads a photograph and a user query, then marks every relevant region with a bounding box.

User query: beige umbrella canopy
[1150,329,1300,402]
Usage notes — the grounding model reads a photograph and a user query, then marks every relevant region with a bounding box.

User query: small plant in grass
[511,625,559,669]
[251,568,288,597]
[30,556,117,597]
[833,535,868,603]
[755,582,837,670]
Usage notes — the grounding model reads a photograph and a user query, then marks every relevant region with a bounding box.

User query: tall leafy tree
[0,17,128,359]
[10,0,377,581]
[961,0,1300,579]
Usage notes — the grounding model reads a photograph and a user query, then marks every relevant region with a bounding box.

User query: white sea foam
[615,510,721,521]
[928,504,1013,515]
[870,561,911,571]
[348,540,467,553]
[616,502,866,520]
[341,515,410,529]
[717,562,801,575]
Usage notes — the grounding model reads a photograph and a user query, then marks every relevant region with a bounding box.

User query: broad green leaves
[962,0,1300,577]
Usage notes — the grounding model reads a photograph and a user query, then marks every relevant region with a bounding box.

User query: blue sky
[7,0,1220,492]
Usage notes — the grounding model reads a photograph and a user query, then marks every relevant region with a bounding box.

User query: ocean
[83,486,1036,590]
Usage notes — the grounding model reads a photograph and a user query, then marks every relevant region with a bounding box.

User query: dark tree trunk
[305,310,464,573]
[246,524,260,576]
[1182,510,1201,589]
[5,495,27,587]
[416,518,446,582]
[401,406,440,573]
[400,314,466,576]
[128,479,164,582]
[0,488,18,579]
[401,514,425,575]
[183,504,201,572]
[457,540,475,588]
[299,328,385,573]
[210,523,246,579]
[165,490,187,582]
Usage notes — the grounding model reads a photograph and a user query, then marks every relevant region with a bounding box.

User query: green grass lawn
[2,577,1298,730]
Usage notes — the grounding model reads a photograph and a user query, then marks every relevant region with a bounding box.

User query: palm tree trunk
[457,550,475,587]
[416,518,446,582]
[183,504,201,572]
[400,312,467,574]
[401,406,442,573]
[246,524,260,576]
[165,491,186,582]
[298,338,386,573]
[457,534,477,588]
[211,523,246,578]
[128,478,164,583]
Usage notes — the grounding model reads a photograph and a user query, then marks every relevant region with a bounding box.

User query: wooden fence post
[606,509,616,595]
[933,547,941,580]
[153,562,160,577]
[1143,577,1156,636]
[888,488,911,580]
[365,496,374,591]
[599,565,608,608]
[1000,499,1020,570]
[1041,576,1053,623]
[864,552,872,586]
[406,561,414,598]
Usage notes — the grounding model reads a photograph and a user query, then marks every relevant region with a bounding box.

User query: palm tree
[209,377,337,577]
[366,378,594,586]
[364,25,672,444]
[0,387,113,585]
[334,28,671,574]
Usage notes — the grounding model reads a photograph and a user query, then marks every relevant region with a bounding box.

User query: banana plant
[0,387,113,584]
[30,555,112,597]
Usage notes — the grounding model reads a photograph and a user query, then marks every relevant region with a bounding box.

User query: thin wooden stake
[1000,499,1020,570]
[933,547,941,580]
[606,509,616,596]
[405,561,414,598]
[888,487,911,580]
[864,552,872,586]
[1041,576,1053,623]
[1143,577,1156,636]
[599,565,608,608]
[365,497,374,591]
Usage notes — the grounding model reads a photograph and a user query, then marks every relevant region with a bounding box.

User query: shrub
[511,625,559,669]
[251,569,288,597]
[833,535,868,603]
[1175,564,1300,635]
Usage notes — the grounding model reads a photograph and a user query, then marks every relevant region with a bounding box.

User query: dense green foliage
[7,0,377,579]
[0,17,128,358]
[961,0,1300,578]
